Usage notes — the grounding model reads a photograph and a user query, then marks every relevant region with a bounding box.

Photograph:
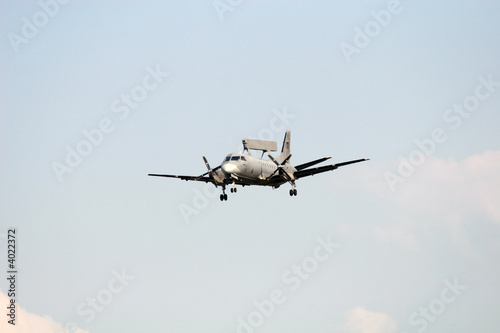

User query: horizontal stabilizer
[295,157,331,171]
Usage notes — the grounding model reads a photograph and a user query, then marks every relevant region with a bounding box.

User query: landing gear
[289,181,297,196]
[220,186,228,201]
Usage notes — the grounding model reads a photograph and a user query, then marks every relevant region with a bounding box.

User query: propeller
[267,153,293,180]
[198,156,221,178]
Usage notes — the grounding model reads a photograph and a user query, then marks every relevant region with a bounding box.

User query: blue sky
[1,1,500,332]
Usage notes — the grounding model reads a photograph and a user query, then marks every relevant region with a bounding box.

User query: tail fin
[276,130,291,164]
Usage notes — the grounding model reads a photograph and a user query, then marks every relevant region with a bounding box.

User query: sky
[1,0,500,332]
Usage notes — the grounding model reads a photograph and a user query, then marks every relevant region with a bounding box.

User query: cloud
[339,307,397,333]
[388,150,500,258]
[0,290,88,333]
[390,150,500,223]
[330,150,500,257]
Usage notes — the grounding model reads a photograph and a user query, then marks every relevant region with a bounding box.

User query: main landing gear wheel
[230,187,237,193]
[289,189,297,196]
[220,186,228,201]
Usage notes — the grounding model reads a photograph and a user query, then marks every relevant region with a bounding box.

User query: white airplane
[148,130,369,201]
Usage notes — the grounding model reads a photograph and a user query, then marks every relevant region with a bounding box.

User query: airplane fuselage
[220,153,295,186]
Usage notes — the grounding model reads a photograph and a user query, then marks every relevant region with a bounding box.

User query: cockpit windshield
[225,154,247,162]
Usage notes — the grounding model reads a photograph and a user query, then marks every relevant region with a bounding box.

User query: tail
[276,130,291,164]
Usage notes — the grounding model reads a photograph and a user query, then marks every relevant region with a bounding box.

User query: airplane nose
[222,163,238,175]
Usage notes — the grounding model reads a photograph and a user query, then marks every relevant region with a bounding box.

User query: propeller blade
[282,153,292,164]
[198,156,222,178]
[268,153,292,166]
[281,169,293,182]
[267,168,280,180]
[268,154,279,166]
[198,170,210,177]
[202,155,211,171]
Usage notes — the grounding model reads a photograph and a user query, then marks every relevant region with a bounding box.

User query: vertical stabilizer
[276,130,291,164]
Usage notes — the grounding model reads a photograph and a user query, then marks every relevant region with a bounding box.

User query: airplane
[148,130,369,201]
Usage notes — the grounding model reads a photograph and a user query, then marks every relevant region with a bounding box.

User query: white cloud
[0,290,88,333]
[330,150,500,257]
[339,307,397,333]
[391,150,500,223]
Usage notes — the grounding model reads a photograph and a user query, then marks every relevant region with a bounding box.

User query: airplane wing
[294,158,369,179]
[148,173,215,183]
[149,157,224,184]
